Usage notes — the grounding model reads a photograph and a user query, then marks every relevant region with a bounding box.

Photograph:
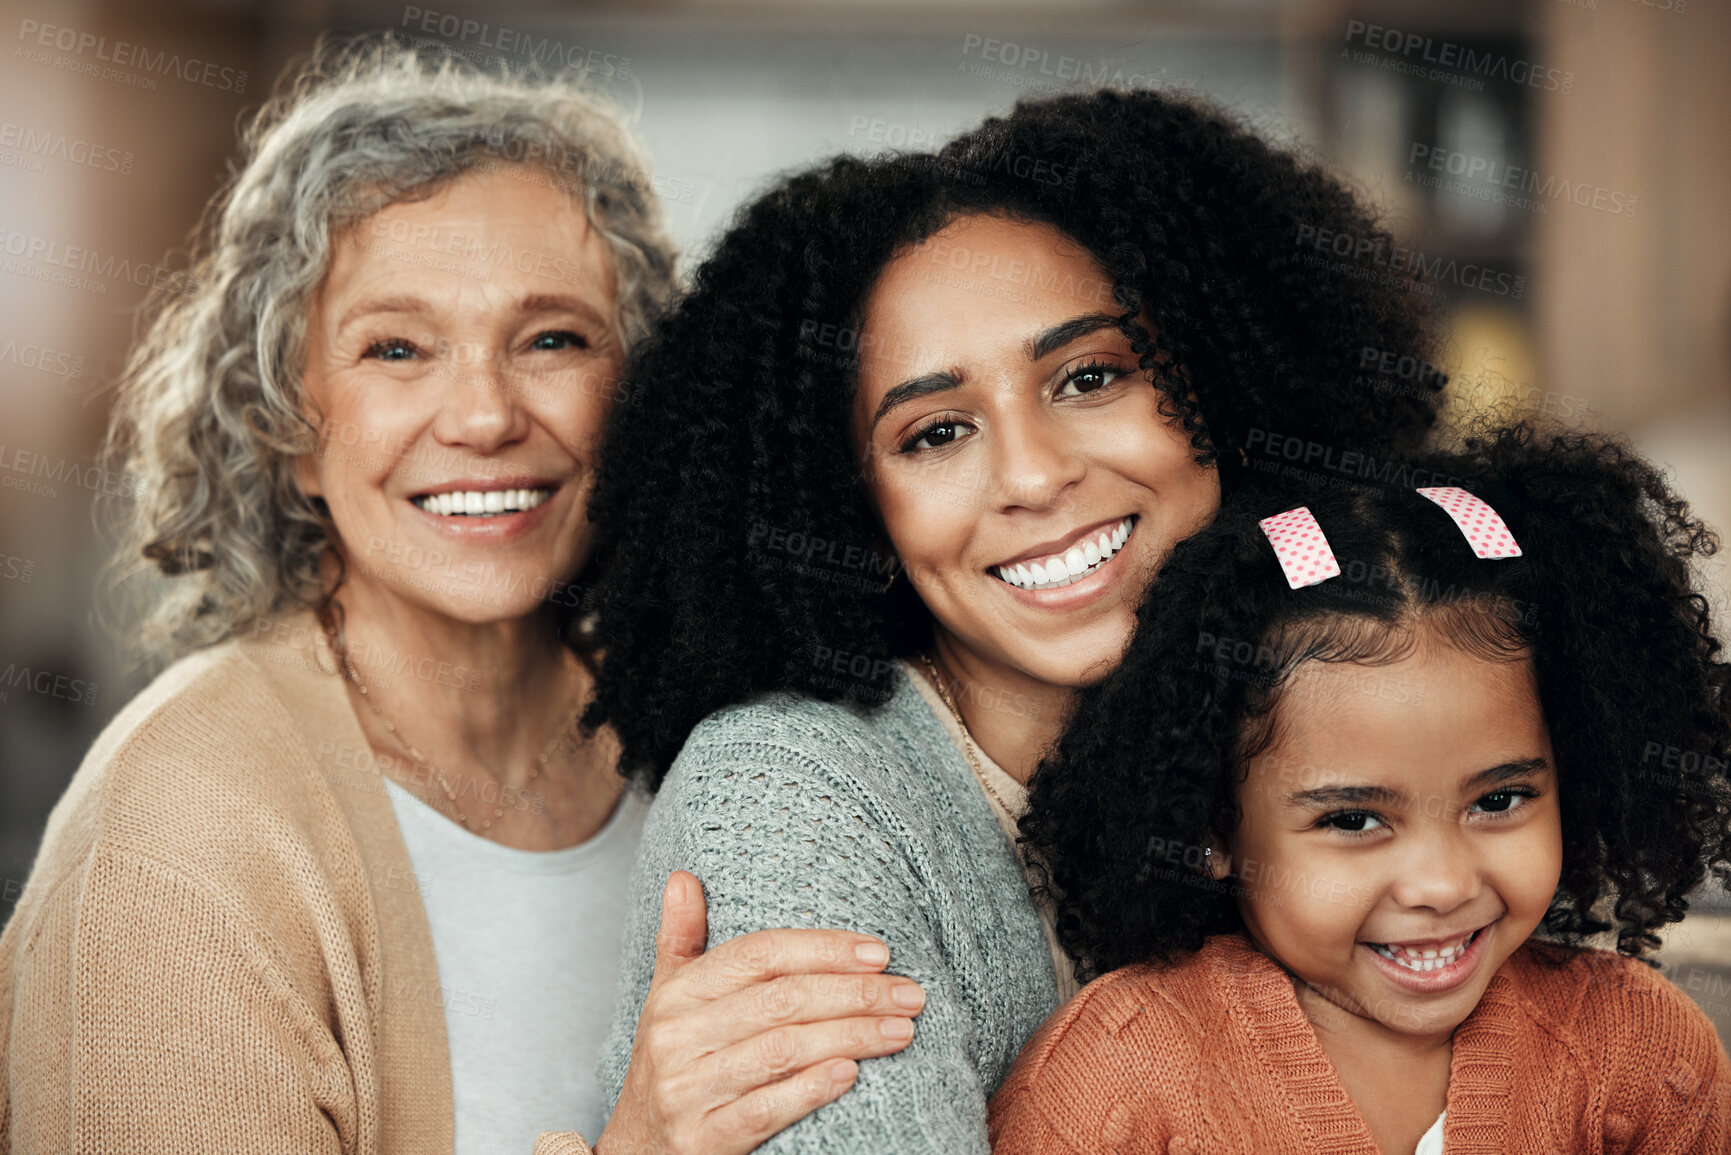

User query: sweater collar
[1208,934,1518,1152]
[237,609,456,1151]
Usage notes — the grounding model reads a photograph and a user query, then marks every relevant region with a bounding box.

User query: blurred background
[2,0,1728,1037]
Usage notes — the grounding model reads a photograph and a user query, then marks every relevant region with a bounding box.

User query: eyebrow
[1282,757,1552,810]
[518,293,605,321]
[338,293,431,330]
[866,312,1126,436]
[1025,312,1123,361]
[336,292,611,335]
[869,370,963,435]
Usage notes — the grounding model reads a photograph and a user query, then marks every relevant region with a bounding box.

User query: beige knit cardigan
[0,612,593,1154]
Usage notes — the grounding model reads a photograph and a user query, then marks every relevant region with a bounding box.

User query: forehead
[322,165,617,312]
[856,212,1116,376]
[1250,641,1547,795]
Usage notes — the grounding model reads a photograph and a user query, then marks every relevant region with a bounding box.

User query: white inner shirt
[1416,1111,1446,1154]
[385,777,649,1153]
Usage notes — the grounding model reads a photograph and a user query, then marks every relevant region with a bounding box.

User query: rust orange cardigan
[988,934,1731,1154]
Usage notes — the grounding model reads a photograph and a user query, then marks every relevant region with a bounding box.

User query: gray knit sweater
[599,664,1061,1151]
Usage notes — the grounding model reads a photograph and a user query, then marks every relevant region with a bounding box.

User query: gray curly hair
[103,39,679,664]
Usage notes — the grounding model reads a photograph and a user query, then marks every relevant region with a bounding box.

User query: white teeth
[413,488,551,517]
[992,517,1136,590]
[1369,930,1476,972]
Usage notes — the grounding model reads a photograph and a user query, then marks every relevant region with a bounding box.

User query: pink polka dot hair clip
[1260,489,1522,590]
[1258,506,1341,589]
[1416,487,1523,559]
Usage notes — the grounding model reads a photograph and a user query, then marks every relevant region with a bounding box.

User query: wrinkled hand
[595,871,925,1155]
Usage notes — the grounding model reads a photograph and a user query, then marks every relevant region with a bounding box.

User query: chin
[1007,639,1128,691]
[386,575,565,627]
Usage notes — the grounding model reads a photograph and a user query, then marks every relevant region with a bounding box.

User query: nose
[1386,821,1483,917]
[431,341,529,455]
[990,408,1085,513]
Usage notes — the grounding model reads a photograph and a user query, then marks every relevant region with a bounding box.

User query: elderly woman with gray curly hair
[0,45,925,1155]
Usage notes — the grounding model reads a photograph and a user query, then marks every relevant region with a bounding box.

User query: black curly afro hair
[1021,423,1731,983]
[584,87,1451,785]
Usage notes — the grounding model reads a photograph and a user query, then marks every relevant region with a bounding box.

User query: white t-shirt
[1416,1111,1446,1154]
[385,777,649,1153]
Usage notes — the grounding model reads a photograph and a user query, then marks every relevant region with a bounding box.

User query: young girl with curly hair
[991,425,1731,1154]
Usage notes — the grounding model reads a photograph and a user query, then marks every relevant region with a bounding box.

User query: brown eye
[1318,809,1386,836]
[1471,787,1538,818]
[899,416,976,454]
[1057,360,1126,397]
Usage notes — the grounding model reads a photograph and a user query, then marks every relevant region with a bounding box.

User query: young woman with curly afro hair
[992,424,1731,1152]
[586,88,1453,1152]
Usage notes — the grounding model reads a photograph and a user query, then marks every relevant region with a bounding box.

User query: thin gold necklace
[325,622,580,833]
[919,653,1013,816]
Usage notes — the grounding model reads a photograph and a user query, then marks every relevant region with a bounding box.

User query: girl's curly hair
[585,87,1448,784]
[1022,422,1731,983]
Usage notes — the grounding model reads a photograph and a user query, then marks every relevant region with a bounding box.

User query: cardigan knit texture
[0,613,593,1154]
[987,933,1731,1154]
[599,664,1062,1153]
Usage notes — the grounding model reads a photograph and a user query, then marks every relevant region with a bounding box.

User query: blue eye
[530,330,588,352]
[364,338,418,362]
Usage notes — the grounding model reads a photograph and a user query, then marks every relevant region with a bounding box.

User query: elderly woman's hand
[596,871,925,1154]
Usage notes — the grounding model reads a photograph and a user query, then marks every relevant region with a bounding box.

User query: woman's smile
[989,514,1136,596]
[407,477,566,543]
